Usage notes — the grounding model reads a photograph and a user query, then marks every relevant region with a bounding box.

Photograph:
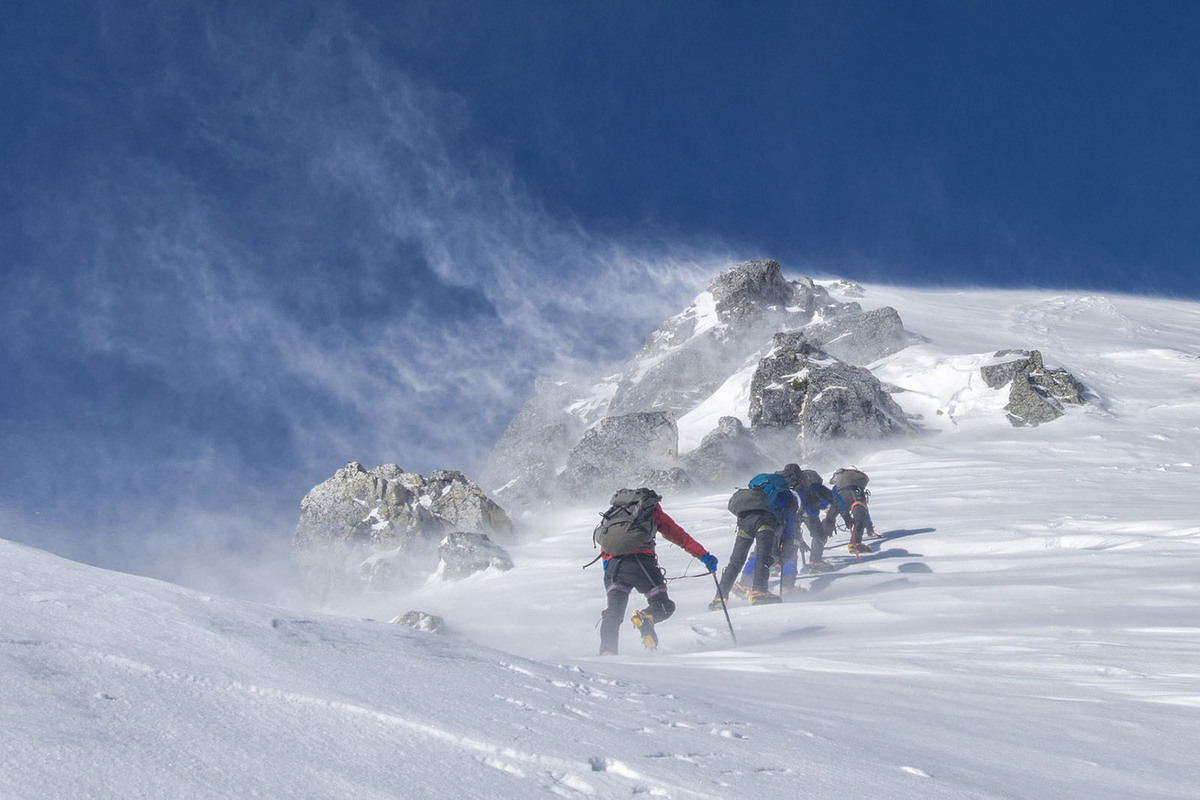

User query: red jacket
[601,505,707,560]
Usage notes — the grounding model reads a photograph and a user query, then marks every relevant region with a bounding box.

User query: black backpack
[593,488,662,555]
[799,469,823,489]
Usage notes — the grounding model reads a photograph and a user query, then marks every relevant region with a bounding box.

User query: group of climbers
[713,464,876,608]
[590,465,877,655]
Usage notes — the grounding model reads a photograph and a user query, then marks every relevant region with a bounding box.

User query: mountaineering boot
[731,582,753,599]
[866,527,881,538]
[708,595,726,612]
[630,610,658,650]
[747,590,781,606]
[847,541,873,554]
[807,558,834,573]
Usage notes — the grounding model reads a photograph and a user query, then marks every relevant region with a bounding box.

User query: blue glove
[699,553,718,573]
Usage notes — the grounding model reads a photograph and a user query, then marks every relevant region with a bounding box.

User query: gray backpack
[593,488,661,555]
[830,468,869,490]
[727,487,774,517]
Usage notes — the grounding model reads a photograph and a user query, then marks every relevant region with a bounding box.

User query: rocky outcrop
[633,466,693,494]
[707,258,800,324]
[802,306,919,365]
[681,416,768,485]
[481,376,591,507]
[390,611,445,633]
[980,350,1036,390]
[420,471,515,541]
[437,532,514,580]
[606,261,846,416]
[749,338,914,440]
[556,411,682,500]
[981,350,1087,426]
[292,462,513,600]
[481,259,921,506]
[292,462,430,554]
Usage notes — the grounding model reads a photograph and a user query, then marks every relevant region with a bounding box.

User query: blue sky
[2,1,1197,589]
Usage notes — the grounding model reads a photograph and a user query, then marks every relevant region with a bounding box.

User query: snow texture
[4,282,1200,798]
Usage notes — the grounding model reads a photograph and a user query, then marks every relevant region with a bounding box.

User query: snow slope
[5,284,1200,798]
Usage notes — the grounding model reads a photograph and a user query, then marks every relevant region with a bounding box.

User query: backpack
[726,472,791,520]
[592,488,661,555]
[830,468,869,490]
[727,487,773,517]
[799,469,823,489]
[748,472,790,504]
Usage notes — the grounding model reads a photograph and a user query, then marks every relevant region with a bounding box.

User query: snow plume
[0,1,727,588]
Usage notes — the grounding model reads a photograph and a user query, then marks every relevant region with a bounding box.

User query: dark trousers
[741,527,814,587]
[600,553,676,654]
[804,513,831,562]
[718,516,778,596]
[824,488,869,545]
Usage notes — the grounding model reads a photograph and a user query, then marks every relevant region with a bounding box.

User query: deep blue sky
[2,1,1198,590]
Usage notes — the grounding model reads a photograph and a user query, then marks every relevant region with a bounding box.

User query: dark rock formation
[437,532,515,580]
[980,350,1087,426]
[749,338,914,440]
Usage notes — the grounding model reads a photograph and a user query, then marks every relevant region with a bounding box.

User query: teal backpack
[728,472,791,518]
[748,472,790,504]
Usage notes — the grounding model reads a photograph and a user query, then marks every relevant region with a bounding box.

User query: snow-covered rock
[481,260,939,507]
[980,349,1088,426]
[437,531,514,580]
[389,610,445,633]
[483,261,915,504]
[481,376,593,508]
[748,336,915,440]
[556,411,682,501]
[607,260,844,416]
[680,416,767,486]
[801,305,921,365]
[292,462,512,600]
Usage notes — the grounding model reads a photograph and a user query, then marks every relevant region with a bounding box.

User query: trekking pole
[710,572,737,647]
[773,530,784,601]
